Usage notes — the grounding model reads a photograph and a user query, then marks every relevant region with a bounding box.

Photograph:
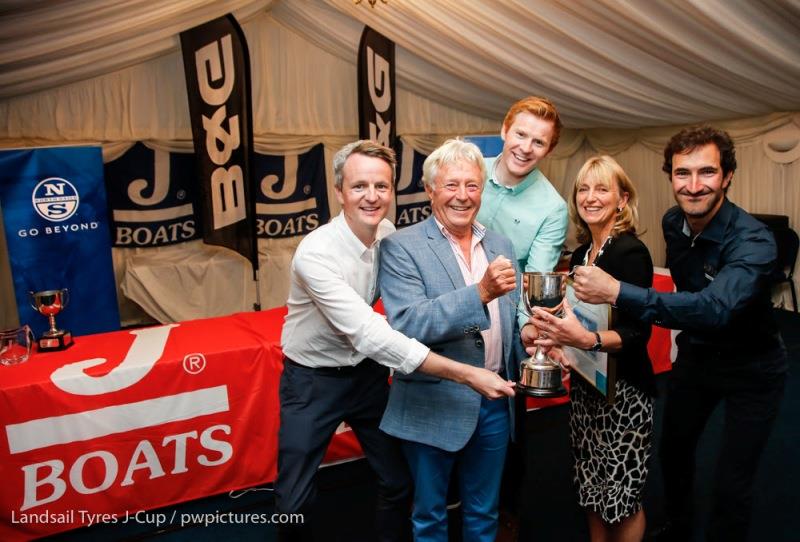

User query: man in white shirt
[275,140,515,542]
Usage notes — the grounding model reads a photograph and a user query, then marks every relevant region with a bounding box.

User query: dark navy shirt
[617,199,786,370]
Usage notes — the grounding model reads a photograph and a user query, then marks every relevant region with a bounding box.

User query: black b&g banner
[358,26,396,149]
[180,14,257,270]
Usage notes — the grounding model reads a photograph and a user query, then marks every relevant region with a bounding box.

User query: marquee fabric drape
[1,1,799,328]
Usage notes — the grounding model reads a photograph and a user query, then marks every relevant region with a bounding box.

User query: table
[0,309,360,540]
[1,271,675,539]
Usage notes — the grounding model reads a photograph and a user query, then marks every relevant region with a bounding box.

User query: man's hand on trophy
[465,366,516,399]
[572,265,620,304]
[532,298,594,350]
[478,255,516,304]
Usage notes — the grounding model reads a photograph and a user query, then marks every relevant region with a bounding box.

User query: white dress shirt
[281,212,429,374]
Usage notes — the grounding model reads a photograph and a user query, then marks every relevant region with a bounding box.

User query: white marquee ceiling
[1,0,799,129]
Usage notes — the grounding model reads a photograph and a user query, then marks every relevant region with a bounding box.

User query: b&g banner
[104,143,202,247]
[0,146,120,336]
[358,26,396,149]
[180,14,257,270]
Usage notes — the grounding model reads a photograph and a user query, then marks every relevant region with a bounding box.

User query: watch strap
[590,332,602,351]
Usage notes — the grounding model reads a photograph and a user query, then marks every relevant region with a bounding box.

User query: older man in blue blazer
[378,139,526,542]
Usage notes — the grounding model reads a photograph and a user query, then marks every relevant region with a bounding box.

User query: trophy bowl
[519,272,567,397]
[29,289,73,351]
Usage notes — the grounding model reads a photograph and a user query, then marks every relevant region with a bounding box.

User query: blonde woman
[531,156,655,541]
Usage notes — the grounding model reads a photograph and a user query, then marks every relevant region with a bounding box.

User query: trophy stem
[48,314,58,335]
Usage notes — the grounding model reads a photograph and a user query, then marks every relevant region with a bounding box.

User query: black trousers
[275,358,412,542]
[660,351,786,542]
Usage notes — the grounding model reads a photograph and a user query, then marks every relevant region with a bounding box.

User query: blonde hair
[422,138,486,189]
[569,155,639,244]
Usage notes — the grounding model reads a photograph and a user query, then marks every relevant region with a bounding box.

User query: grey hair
[421,138,486,189]
[332,140,397,189]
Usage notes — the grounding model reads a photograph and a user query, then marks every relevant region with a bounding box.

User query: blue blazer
[378,217,525,452]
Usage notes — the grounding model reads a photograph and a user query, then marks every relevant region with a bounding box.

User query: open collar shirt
[433,217,503,373]
[281,212,429,374]
[616,198,784,360]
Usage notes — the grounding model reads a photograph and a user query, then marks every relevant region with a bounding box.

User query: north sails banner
[252,144,329,238]
[358,26,396,149]
[180,14,257,270]
[105,143,202,247]
[0,147,120,336]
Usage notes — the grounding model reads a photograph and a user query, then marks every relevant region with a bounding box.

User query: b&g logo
[32,177,80,222]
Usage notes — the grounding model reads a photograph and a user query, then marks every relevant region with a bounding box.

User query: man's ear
[722,171,733,191]
[334,185,344,205]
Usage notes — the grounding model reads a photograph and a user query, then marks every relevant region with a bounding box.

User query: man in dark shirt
[571,126,787,542]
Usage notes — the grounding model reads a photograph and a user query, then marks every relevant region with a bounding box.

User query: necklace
[582,235,613,267]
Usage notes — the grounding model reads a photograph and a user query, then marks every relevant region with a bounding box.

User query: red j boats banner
[180,14,258,271]
[0,146,120,336]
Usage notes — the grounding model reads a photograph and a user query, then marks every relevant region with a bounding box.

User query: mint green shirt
[477,156,568,273]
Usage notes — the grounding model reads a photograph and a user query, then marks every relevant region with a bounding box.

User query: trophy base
[518,383,568,398]
[37,332,73,352]
[519,358,566,398]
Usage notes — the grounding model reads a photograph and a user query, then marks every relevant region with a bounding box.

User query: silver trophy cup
[519,272,567,397]
[29,289,74,351]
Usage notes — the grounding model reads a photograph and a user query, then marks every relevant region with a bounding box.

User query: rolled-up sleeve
[294,248,429,374]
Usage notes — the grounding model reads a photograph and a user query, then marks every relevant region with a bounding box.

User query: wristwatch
[589,332,603,352]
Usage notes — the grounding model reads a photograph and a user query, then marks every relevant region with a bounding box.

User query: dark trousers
[660,353,786,541]
[275,358,412,542]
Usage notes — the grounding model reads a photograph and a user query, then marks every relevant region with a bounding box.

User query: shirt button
[475,339,484,348]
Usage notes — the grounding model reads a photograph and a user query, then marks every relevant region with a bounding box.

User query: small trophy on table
[29,289,74,351]
[518,272,568,397]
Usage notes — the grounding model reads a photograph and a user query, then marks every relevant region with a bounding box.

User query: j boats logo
[32,177,80,222]
[4,325,234,511]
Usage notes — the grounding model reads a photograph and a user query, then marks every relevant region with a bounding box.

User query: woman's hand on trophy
[545,346,571,369]
[532,298,595,349]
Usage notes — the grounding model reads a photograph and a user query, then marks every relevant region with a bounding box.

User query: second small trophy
[29,289,74,351]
